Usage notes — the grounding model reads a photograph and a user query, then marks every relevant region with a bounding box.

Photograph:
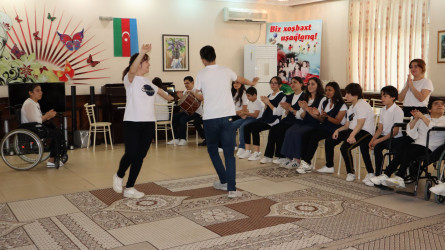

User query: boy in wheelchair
[21,83,64,168]
[370,97,445,188]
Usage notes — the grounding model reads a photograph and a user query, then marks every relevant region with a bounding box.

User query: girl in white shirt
[398,59,434,117]
[232,80,248,117]
[113,44,174,199]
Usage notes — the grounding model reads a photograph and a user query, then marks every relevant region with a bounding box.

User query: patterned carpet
[1,166,445,249]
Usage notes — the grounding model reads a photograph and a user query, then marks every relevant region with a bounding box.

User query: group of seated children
[232,76,445,194]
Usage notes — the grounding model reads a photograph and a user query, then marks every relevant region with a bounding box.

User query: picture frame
[162,34,189,71]
[438,30,445,63]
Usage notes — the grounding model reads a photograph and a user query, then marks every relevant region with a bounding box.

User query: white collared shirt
[379,103,404,137]
[347,99,375,135]
[407,114,445,151]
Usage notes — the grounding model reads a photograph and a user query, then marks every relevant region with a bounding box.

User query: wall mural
[0,6,108,85]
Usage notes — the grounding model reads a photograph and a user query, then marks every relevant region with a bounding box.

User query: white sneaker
[218,148,223,153]
[113,174,123,193]
[296,160,312,174]
[123,187,145,198]
[317,166,335,173]
[260,157,273,164]
[238,150,251,159]
[236,148,246,156]
[47,161,64,168]
[362,173,375,186]
[370,174,389,186]
[234,146,238,151]
[279,158,291,168]
[248,152,261,161]
[430,183,445,196]
[385,176,406,188]
[346,173,356,182]
[178,139,187,146]
[284,160,299,169]
[213,181,228,191]
[228,190,242,198]
[167,139,179,145]
[273,158,287,164]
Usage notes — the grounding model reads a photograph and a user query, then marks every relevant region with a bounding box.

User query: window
[348,0,430,92]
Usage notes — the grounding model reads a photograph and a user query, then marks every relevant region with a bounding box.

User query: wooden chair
[84,103,113,151]
[155,102,175,148]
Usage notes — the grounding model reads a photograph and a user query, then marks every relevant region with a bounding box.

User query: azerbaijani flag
[113,18,139,57]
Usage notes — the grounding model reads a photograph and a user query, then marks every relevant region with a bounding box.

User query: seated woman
[238,76,286,161]
[21,83,62,168]
[372,97,445,188]
[260,76,305,164]
[299,81,347,173]
[279,77,325,169]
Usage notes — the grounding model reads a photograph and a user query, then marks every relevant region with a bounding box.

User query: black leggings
[117,121,155,188]
[243,121,271,146]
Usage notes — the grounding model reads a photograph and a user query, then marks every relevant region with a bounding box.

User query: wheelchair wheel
[61,153,68,164]
[1,129,43,170]
[424,180,432,201]
[435,194,445,204]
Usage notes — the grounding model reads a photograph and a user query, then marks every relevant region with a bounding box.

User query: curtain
[348,0,430,92]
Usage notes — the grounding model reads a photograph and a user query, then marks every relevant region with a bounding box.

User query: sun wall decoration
[0,5,109,85]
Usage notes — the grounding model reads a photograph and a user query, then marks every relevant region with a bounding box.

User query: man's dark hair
[200,45,216,62]
[246,87,257,96]
[184,76,194,82]
[345,83,363,99]
[381,85,398,100]
[428,97,444,110]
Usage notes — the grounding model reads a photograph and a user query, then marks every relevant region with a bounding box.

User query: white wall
[428,0,445,95]
[0,0,348,97]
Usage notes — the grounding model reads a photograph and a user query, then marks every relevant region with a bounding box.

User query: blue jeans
[203,117,236,191]
[230,117,256,149]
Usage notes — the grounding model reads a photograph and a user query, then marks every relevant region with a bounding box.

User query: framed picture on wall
[162,35,189,71]
[438,30,445,63]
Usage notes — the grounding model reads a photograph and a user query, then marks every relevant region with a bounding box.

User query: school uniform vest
[259,92,285,124]
[281,93,306,124]
[303,96,323,124]
[320,99,344,132]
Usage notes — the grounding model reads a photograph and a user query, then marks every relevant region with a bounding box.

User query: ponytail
[122,53,149,80]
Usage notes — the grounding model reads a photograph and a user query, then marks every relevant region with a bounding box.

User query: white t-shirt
[123,74,159,122]
[318,97,348,125]
[21,98,42,123]
[407,115,445,151]
[273,92,301,117]
[403,78,434,107]
[247,99,263,114]
[379,103,404,137]
[194,65,237,120]
[347,99,375,135]
[234,92,248,111]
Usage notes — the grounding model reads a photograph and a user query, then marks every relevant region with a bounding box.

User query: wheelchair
[0,106,68,170]
[434,149,445,204]
[381,123,445,201]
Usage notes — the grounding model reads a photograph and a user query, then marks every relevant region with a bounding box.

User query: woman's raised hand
[140,44,152,54]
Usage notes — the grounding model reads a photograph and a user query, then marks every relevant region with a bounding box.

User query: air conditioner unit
[223,7,268,23]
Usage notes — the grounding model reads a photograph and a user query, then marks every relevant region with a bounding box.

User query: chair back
[155,102,175,122]
[84,103,96,125]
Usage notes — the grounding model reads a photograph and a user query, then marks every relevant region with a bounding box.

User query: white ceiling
[206,0,330,7]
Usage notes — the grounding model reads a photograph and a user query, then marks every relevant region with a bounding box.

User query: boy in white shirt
[325,83,375,182]
[368,86,404,185]
[232,87,262,156]
[375,98,445,188]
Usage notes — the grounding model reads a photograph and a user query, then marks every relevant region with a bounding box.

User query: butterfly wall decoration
[33,31,41,41]
[57,29,84,51]
[86,54,100,67]
[15,15,22,23]
[10,44,25,59]
[53,61,75,82]
[47,13,56,22]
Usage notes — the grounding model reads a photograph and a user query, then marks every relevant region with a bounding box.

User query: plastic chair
[84,103,113,152]
[155,103,175,148]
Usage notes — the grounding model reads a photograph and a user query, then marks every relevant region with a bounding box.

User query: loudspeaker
[71,86,77,132]
[90,86,95,104]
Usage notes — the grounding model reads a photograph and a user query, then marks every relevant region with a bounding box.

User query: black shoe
[198,140,207,146]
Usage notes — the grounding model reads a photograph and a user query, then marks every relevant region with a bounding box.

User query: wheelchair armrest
[429,126,445,132]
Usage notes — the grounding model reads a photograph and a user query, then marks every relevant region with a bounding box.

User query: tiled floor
[0,138,444,249]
